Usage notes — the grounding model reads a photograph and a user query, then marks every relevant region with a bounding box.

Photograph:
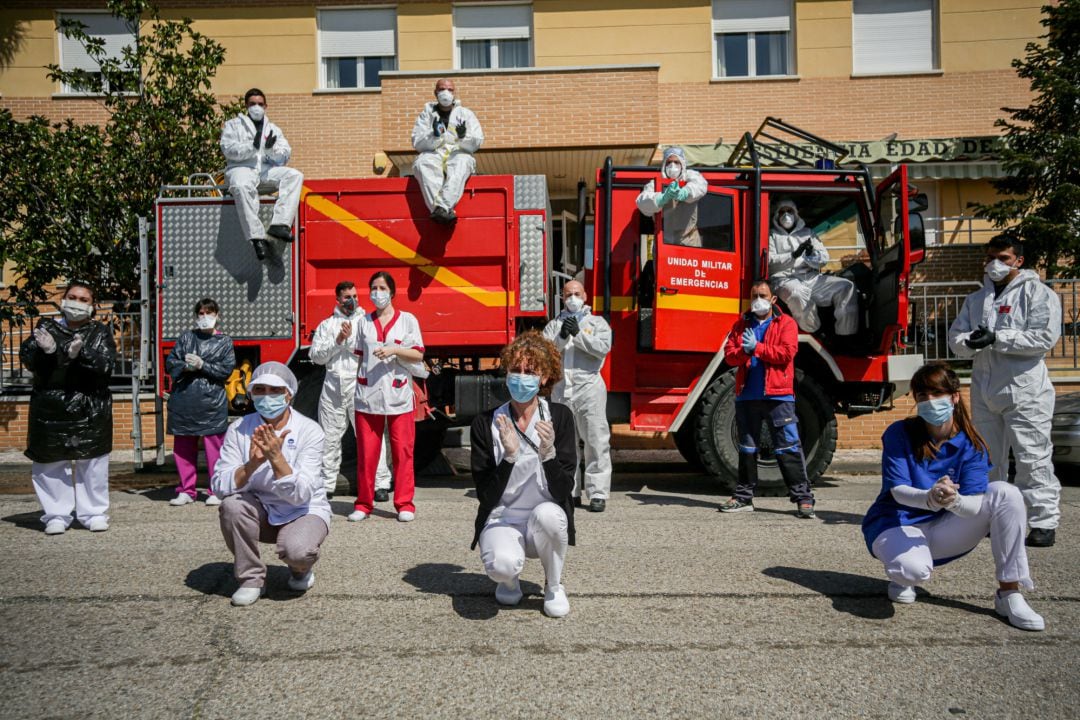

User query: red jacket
[722,308,798,398]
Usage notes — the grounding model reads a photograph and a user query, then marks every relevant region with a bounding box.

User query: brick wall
[0,397,171,454]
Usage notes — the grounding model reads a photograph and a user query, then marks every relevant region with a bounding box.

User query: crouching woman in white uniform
[470,331,578,617]
[211,361,331,607]
[861,362,1045,631]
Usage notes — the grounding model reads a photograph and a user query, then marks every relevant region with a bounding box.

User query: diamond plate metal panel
[159,201,293,341]
[513,175,548,211]
[518,215,546,312]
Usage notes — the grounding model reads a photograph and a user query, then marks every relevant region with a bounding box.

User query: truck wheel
[694,369,837,496]
[673,412,704,470]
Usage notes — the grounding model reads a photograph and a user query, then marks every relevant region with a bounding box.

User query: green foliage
[975,0,1080,276]
[0,0,239,316]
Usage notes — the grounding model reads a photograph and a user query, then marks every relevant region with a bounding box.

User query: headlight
[1053,413,1080,428]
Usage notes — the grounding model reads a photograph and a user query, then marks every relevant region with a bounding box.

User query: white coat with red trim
[353,310,425,416]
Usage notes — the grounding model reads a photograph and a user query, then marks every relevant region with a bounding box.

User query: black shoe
[588,498,606,513]
[572,496,582,508]
[430,207,449,224]
[444,208,457,223]
[1026,528,1056,547]
[267,224,294,242]
[250,238,268,261]
[326,492,334,500]
[795,501,816,519]
[374,488,390,503]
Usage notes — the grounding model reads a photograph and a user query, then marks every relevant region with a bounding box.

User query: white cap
[249,361,297,395]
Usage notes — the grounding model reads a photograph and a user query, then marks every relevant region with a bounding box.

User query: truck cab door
[651,187,741,352]
[870,166,917,352]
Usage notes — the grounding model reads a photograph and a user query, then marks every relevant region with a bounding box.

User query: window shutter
[59,13,135,71]
[853,0,934,73]
[455,4,531,41]
[319,8,397,58]
[712,0,791,34]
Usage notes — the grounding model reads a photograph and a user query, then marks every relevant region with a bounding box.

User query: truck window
[662,192,734,253]
[769,193,867,273]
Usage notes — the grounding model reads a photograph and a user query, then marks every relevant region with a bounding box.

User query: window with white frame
[712,0,793,78]
[454,3,532,70]
[852,0,937,74]
[318,7,397,89]
[57,12,138,93]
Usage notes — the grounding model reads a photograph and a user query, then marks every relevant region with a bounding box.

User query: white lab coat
[542,308,613,500]
[947,269,1062,529]
[354,310,425,416]
[411,100,484,213]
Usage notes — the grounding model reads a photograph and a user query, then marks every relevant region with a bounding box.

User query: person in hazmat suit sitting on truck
[411,78,484,225]
[767,198,858,337]
[635,146,708,247]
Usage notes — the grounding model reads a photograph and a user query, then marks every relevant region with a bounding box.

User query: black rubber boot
[267,224,294,242]
[250,238,268,261]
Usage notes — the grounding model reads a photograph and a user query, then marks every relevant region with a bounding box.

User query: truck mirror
[908,211,926,265]
[909,193,929,212]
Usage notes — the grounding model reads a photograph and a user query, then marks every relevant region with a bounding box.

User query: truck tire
[694,368,837,495]
[673,412,704,470]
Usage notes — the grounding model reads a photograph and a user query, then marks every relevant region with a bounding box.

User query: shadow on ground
[402,562,544,621]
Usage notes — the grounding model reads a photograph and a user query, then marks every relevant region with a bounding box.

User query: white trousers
[971,380,1060,530]
[775,273,858,335]
[317,384,391,494]
[871,482,1033,590]
[225,166,303,241]
[479,503,568,590]
[414,151,475,213]
[32,455,110,528]
[560,378,612,500]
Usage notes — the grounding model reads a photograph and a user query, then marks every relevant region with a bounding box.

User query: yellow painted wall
[534,0,711,82]
[397,3,453,71]
[941,0,1046,72]
[795,0,851,78]
[0,12,57,97]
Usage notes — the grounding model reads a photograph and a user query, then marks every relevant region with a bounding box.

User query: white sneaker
[230,586,266,607]
[888,582,916,604]
[397,510,415,523]
[995,590,1045,631]
[495,578,523,606]
[543,584,570,618]
[347,510,368,522]
[288,570,315,592]
[170,493,194,506]
[44,519,67,535]
[204,494,222,506]
[87,517,109,532]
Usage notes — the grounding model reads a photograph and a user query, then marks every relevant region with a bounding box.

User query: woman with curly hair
[469,330,578,617]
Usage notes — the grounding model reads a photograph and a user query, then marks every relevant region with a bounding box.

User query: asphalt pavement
[1,450,1077,719]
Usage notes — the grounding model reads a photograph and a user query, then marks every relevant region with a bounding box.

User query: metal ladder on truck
[727,116,851,169]
[132,216,166,469]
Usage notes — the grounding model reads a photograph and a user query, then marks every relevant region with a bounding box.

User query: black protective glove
[791,238,814,259]
[560,316,580,339]
[252,132,261,149]
[432,115,444,137]
[964,324,997,350]
[264,131,277,149]
[455,120,467,139]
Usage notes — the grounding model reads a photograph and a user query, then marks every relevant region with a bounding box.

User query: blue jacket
[166,330,236,436]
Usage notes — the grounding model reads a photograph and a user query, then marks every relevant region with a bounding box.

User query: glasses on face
[250,385,287,396]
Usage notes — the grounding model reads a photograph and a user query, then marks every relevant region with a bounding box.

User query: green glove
[675,186,691,203]
[658,182,679,205]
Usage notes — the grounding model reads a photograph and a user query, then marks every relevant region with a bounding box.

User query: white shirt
[354,309,425,416]
[309,307,361,395]
[211,410,331,529]
[488,399,555,519]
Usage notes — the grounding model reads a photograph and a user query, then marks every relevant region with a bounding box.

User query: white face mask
[564,296,585,314]
[751,298,772,317]
[778,212,796,231]
[436,89,454,107]
[195,314,217,330]
[247,105,265,122]
[371,289,391,310]
[985,258,1013,282]
[61,299,92,323]
[664,163,681,180]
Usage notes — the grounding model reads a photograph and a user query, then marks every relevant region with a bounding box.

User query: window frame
[710,0,795,80]
[55,9,139,95]
[851,0,940,77]
[452,2,533,71]
[316,4,399,91]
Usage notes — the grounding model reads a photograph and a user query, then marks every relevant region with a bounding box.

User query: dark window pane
[696,193,735,252]
[498,38,530,68]
[338,57,358,88]
[755,32,788,76]
[720,33,749,77]
[363,57,382,87]
[460,40,491,69]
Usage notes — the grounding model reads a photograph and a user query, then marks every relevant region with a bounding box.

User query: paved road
[1,452,1077,719]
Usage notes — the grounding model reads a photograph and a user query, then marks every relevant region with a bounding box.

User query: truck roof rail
[158,173,227,199]
[727,117,849,169]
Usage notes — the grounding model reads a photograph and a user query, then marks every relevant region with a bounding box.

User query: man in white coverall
[767,198,857,336]
[635,146,709,247]
[410,78,484,225]
[542,281,613,513]
[948,236,1062,548]
[220,88,304,261]
[309,281,392,501]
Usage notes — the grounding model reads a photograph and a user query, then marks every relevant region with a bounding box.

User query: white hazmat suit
[947,269,1062,530]
[309,306,392,496]
[220,112,303,243]
[411,99,484,216]
[635,148,709,247]
[767,200,857,335]
[542,307,613,501]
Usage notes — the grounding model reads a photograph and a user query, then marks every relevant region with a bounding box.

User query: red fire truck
[155,119,925,489]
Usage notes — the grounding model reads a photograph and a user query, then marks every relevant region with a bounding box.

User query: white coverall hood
[771,201,806,235]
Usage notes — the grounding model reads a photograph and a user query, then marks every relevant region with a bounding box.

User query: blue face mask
[916,396,954,426]
[506,373,541,403]
[253,393,289,420]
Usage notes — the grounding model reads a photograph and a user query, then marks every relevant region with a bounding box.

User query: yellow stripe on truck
[303,188,513,308]
[656,294,741,314]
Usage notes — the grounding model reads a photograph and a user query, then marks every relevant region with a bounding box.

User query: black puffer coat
[165,329,236,436]
[21,318,116,463]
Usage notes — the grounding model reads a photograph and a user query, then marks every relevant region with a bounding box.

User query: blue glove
[675,186,691,203]
[741,328,757,354]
